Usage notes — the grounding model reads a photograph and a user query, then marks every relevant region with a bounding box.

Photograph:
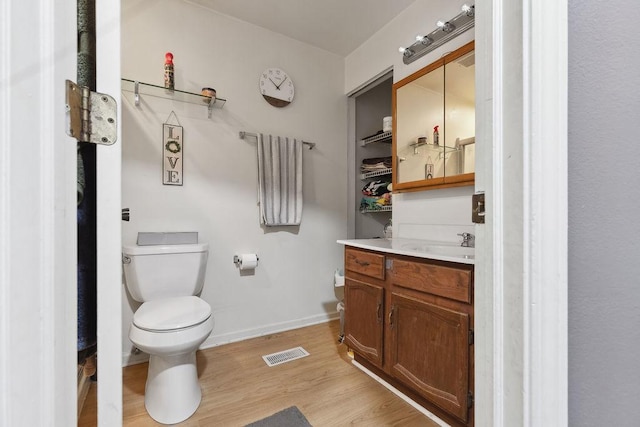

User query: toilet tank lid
[123,242,209,256]
[133,296,211,331]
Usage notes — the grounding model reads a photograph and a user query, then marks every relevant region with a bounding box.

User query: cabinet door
[344,278,384,368]
[389,292,470,422]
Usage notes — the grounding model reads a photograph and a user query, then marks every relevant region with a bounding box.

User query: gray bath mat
[245,406,312,427]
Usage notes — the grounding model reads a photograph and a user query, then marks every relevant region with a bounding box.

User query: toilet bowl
[130,296,214,424]
[122,238,212,425]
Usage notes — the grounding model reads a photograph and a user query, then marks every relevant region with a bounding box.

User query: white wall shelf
[121,78,226,118]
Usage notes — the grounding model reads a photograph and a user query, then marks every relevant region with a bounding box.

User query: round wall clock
[259,67,295,107]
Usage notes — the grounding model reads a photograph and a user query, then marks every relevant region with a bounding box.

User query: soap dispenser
[384,219,393,239]
[433,125,440,146]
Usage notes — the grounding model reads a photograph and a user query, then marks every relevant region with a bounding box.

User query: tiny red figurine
[164,52,174,90]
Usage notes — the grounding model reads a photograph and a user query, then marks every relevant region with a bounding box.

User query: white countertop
[337,238,475,265]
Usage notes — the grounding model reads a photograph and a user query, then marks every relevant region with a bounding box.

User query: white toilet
[122,239,213,425]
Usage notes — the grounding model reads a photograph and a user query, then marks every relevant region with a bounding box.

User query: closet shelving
[360,205,392,214]
[359,131,392,215]
[121,78,226,118]
[360,131,392,146]
[360,167,392,180]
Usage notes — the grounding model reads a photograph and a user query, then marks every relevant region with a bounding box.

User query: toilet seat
[134,296,211,332]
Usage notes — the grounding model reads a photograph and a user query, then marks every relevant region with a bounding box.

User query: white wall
[121,0,347,364]
[568,0,640,424]
[345,0,476,240]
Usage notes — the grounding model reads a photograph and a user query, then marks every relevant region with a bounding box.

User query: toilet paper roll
[237,253,258,270]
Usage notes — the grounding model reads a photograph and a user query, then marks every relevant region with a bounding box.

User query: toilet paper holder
[233,254,259,266]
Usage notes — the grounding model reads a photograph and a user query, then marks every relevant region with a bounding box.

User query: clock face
[259,68,295,107]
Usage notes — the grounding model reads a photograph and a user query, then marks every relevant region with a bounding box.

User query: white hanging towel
[257,134,303,226]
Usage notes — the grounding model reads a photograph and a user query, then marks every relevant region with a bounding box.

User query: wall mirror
[393,41,475,192]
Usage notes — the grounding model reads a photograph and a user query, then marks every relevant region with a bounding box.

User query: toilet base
[145,352,202,424]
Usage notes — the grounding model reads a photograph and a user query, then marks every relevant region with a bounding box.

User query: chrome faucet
[457,232,475,248]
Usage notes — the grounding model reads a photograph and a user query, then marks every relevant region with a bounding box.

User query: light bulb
[415,35,424,42]
[398,47,413,58]
[437,20,455,32]
[462,4,475,17]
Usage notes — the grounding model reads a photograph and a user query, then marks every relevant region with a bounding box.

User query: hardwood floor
[78,320,440,426]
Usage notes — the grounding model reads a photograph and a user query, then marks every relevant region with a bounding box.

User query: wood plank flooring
[78,320,440,426]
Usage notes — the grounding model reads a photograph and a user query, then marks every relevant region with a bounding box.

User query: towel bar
[239,131,316,150]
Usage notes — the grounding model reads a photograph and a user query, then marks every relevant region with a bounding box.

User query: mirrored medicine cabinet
[393,41,475,192]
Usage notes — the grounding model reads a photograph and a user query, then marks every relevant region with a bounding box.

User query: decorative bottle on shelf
[164,52,174,90]
[433,125,440,146]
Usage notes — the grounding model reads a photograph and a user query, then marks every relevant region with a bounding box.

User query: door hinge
[65,80,117,145]
[468,329,474,345]
[467,391,474,408]
[472,192,485,224]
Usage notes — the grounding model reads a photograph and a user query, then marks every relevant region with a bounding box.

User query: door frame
[475,1,568,426]
[95,0,123,425]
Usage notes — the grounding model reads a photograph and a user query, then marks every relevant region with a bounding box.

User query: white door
[0,0,78,425]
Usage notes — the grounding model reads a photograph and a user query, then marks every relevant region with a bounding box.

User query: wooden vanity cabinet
[390,258,473,424]
[343,247,474,427]
[343,248,386,368]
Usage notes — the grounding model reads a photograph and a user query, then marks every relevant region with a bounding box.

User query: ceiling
[185,0,417,56]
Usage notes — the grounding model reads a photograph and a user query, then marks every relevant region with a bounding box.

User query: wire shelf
[360,205,392,213]
[360,168,393,180]
[360,131,392,146]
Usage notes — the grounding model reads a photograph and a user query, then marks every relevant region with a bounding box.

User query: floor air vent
[262,346,310,367]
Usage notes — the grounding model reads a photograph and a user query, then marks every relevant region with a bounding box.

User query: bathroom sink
[399,242,475,259]
[421,245,474,258]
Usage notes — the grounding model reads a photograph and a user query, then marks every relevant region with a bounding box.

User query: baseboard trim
[201,312,339,350]
[121,312,339,367]
[352,360,450,427]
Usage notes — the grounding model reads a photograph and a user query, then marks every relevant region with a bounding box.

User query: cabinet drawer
[345,248,385,280]
[393,259,472,303]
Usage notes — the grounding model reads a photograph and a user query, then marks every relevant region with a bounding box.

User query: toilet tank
[122,243,209,302]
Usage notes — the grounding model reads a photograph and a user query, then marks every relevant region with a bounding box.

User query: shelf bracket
[134,80,140,106]
[65,80,117,145]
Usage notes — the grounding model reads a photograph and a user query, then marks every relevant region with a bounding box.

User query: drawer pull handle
[389,305,395,328]
[355,260,370,267]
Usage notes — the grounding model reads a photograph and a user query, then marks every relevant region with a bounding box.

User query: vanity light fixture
[399,3,475,65]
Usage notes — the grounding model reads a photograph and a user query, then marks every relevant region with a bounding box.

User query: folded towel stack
[361,156,392,173]
[360,180,392,211]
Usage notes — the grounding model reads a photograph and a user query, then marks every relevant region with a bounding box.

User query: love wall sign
[163,123,183,186]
